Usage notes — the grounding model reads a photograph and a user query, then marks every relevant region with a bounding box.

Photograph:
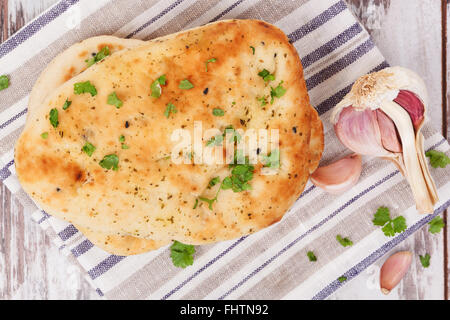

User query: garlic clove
[376,109,402,153]
[394,90,425,130]
[334,106,390,157]
[310,154,362,194]
[330,66,438,214]
[380,251,412,295]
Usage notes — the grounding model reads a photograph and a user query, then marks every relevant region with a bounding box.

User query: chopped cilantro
[86,46,110,67]
[208,177,221,188]
[257,96,268,106]
[250,46,255,55]
[336,235,353,247]
[262,149,280,168]
[107,92,123,108]
[0,75,9,91]
[62,99,72,110]
[206,134,223,147]
[193,199,199,209]
[151,75,166,98]
[179,79,194,90]
[372,207,407,237]
[419,253,430,268]
[212,108,225,116]
[428,216,445,234]
[258,69,275,82]
[74,81,97,96]
[99,154,119,171]
[164,102,177,118]
[224,125,241,144]
[338,276,347,283]
[41,132,49,139]
[121,144,130,149]
[49,108,59,128]
[307,251,317,262]
[270,81,286,104]
[205,58,217,72]
[426,150,450,168]
[82,142,96,157]
[222,162,254,193]
[170,241,195,268]
[119,135,125,143]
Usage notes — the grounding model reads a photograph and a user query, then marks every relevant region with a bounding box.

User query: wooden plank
[0,0,99,300]
[332,0,446,300]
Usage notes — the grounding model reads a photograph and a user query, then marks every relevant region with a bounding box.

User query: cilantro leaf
[41,132,49,139]
[121,144,130,149]
[164,102,177,118]
[49,108,59,128]
[222,163,254,193]
[212,108,225,117]
[372,207,391,226]
[428,216,445,234]
[82,142,96,157]
[425,150,450,168]
[107,92,123,108]
[208,177,221,188]
[206,134,223,147]
[250,46,255,55]
[193,199,199,209]
[336,235,353,247]
[86,46,110,67]
[262,149,280,168]
[257,96,268,106]
[151,75,166,98]
[373,207,407,237]
[307,251,317,262]
[270,81,287,104]
[258,69,275,82]
[179,79,194,90]
[62,99,72,110]
[0,75,9,91]
[338,276,347,283]
[205,58,217,72]
[74,81,97,96]
[99,154,119,171]
[419,253,430,268]
[119,135,125,143]
[170,241,195,268]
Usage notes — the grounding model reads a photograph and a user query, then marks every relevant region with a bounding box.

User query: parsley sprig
[170,241,195,268]
[0,75,9,91]
[372,207,407,237]
[151,75,166,98]
[419,253,430,268]
[86,46,110,67]
[426,150,450,168]
[428,216,445,234]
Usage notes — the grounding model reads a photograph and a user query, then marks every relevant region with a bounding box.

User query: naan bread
[16,20,323,252]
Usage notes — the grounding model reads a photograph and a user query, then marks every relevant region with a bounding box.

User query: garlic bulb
[310,154,362,194]
[379,251,412,295]
[331,67,438,214]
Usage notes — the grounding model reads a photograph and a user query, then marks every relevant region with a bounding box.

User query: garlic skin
[379,251,412,295]
[331,67,438,214]
[310,154,362,194]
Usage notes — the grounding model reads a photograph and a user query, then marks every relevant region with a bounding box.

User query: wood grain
[0,0,448,300]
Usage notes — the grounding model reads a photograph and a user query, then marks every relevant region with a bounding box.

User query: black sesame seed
[256,148,261,155]
[292,126,297,134]
[56,188,61,192]
[203,88,209,95]
[125,121,130,128]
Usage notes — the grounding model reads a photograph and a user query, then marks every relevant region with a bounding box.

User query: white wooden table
[0,0,448,300]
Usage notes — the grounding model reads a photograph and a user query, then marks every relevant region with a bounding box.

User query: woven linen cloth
[0,0,449,300]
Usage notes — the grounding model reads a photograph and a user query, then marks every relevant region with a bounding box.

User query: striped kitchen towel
[0,0,449,300]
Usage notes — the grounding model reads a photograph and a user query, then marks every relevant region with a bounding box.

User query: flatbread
[27,36,170,255]
[16,20,323,251]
